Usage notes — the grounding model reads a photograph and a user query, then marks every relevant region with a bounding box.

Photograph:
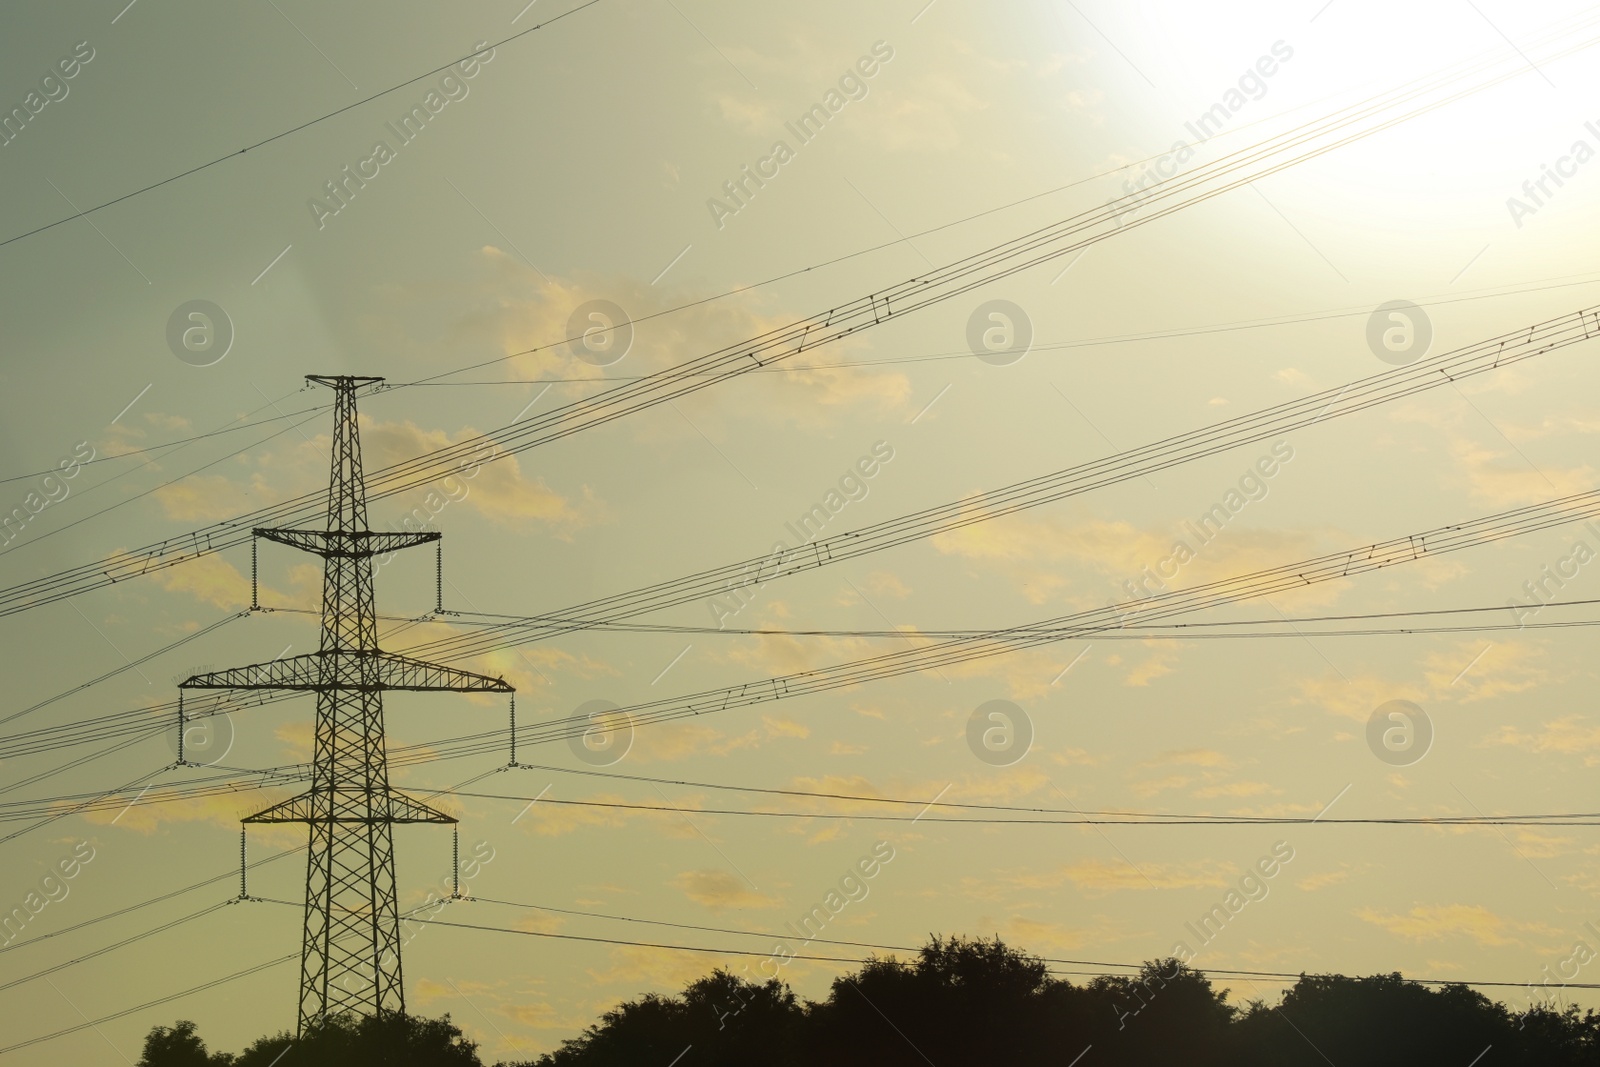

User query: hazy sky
[5,0,1600,1061]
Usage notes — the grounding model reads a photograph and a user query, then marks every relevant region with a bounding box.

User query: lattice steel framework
[182,375,511,1030]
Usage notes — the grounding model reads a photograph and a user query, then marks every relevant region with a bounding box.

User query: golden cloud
[672,869,781,911]
[151,552,252,611]
[1355,903,1533,947]
[1006,857,1233,896]
[1487,714,1600,756]
[471,253,910,426]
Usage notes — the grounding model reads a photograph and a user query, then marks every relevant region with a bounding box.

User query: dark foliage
[139,1012,480,1067]
[138,937,1600,1067]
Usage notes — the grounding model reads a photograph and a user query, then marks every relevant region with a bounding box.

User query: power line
[0,767,495,958]
[0,846,302,958]
[437,788,1600,827]
[0,408,325,562]
[0,689,294,763]
[395,302,1600,664]
[17,747,1593,829]
[25,593,1598,767]
[37,590,1586,764]
[318,902,1257,984]
[0,764,505,1055]
[0,953,297,1056]
[97,476,1583,778]
[398,268,1600,387]
[0,730,165,802]
[0,886,469,1057]
[410,13,1600,389]
[408,599,1600,641]
[7,26,1593,618]
[0,611,246,729]
[0,384,311,560]
[0,402,334,487]
[0,900,234,995]
[0,761,174,846]
[387,488,1600,752]
[444,761,1600,824]
[0,3,602,251]
[459,894,1600,992]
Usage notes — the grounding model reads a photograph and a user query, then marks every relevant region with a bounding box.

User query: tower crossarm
[255,527,439,559]
[181,651,512,693]
[244,787,456,825]
[373,652,515,692]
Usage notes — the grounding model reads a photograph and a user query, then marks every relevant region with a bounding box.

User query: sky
[4,0,1600,1061]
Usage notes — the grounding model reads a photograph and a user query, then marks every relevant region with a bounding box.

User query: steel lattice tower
[181,375,512,1030]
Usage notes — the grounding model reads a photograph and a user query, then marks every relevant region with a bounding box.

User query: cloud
[1511,829,1577,859]
[673,869,781,911]
[632,720,734,762]
[1131,774,1195,799]
[1420,640,1548,704]
[512,911,566,935]
[1390,400,1597,508]
[1355,903,1537,947]
[1000,915,1095,952]
[1292,640,1550,732]
[714,92,775,134]
[506,1002,564,1029]
[1123,646,1178,687]
[154,473,263,522]
[931,510,1322,610]
[1126,752,1277,804]
[1291,671,1427,724]
[152,552,252,611]
[1005,857,1233,896]
[274,720,315,762]
[862,569,911,599]
[83,780,294,838]
[362,418,590,532]
[514,792,638,838]
[1192,780,1280,799]
[1487,714,1600,757]
[1297,865,1359,891]
[1049,747,1108,767]
[762,714,809,740]
[585,944,719,991]
[1145,749,1233,769]
[467,255,910,426]
[387,617,613,695]
[872,65,991,154]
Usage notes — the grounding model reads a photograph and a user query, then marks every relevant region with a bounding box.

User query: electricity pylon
[181,375,511,1030]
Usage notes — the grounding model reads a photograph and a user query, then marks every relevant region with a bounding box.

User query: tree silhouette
[1234,972,1600,1066]
[137,1012,481,1067]
[524,968,803,1066]
[132,937,1600,1066]
[136,1020,233,1067]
